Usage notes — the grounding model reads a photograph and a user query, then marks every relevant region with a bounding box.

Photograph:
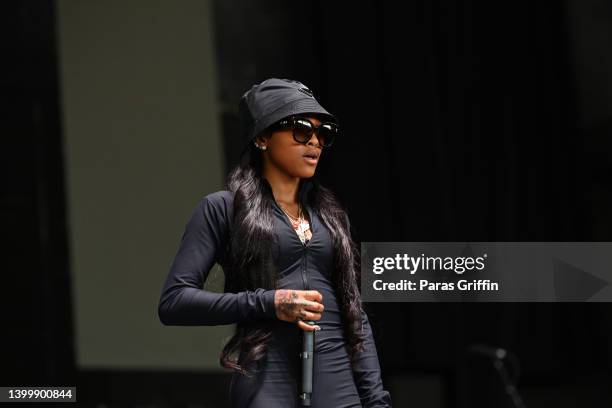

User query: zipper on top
[271,199,312,290]
[302,245,309,290]
[301,207,311,290]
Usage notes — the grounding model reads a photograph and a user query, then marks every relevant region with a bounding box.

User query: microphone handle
[300,320,316,406]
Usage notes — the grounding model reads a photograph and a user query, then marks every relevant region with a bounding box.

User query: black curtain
[215,1,611,406]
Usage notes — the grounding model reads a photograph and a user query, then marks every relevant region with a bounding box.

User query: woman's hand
[274,289,324,331]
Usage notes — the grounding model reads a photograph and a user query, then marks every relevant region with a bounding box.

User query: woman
[158,78,392,407]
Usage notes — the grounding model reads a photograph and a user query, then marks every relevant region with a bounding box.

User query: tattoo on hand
[277,290,300,321]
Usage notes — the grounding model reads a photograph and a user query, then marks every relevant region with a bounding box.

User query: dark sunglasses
[271,116,338,147]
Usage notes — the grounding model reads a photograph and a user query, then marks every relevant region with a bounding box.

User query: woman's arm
[352,309,393,408]
[158,193,277,326]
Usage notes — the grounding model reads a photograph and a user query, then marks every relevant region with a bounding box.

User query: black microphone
[299,320,316,406]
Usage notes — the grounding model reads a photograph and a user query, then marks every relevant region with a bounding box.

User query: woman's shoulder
[198,189,235,222]
[202,189,234,205]
[200,190,234,210]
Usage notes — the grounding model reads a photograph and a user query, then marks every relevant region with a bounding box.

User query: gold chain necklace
[279,203,311,243]
[280,203,304,227]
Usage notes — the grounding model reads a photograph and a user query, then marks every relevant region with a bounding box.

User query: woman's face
[256,115,323,179]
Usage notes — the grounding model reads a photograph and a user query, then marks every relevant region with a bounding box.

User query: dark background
[4,0,611,407]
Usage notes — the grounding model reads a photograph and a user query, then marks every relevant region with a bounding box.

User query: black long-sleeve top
[158,178,392,407]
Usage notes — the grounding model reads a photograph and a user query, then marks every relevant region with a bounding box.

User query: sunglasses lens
[285,117,338,147]
[317,123,337,147]
[293,118,314,143]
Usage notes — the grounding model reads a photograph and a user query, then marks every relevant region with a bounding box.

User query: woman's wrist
[263,289,277,319]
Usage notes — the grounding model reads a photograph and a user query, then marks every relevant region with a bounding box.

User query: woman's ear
[254,132,271,147]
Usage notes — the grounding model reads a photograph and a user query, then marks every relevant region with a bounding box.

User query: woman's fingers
[297,309,322,322]
[304,299,324,313]
[273,289,324,324]
[297,319,321,331]
[304,290,323,303]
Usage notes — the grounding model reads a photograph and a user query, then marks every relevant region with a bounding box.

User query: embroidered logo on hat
[298,87,314,97]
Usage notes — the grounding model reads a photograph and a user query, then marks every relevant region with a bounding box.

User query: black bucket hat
[238,78,337,142]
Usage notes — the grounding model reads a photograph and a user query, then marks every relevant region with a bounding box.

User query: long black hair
[219,133,367,377]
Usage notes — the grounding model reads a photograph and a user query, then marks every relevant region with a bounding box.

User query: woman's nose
[308,133,321,147]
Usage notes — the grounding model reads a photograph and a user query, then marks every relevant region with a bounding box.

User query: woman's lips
[303,156,318,165]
